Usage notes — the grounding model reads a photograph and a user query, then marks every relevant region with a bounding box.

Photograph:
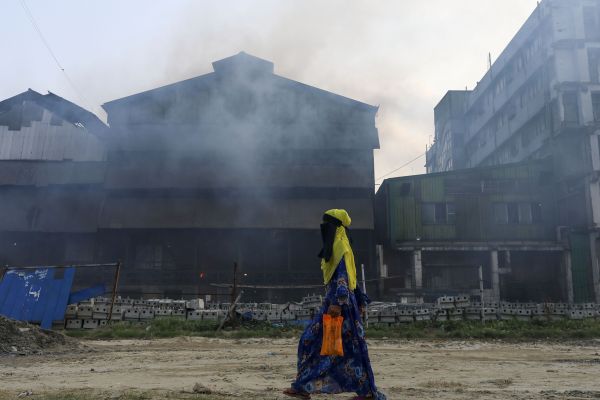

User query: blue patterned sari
[291,259,386,399]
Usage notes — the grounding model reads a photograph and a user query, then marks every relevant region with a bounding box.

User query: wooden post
[108,261,122,322]
[217,290,243,333]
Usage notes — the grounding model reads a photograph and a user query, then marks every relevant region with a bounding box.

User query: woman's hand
[327,305,342,318]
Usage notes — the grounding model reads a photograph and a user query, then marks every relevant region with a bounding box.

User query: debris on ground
[192,382,212,394]
[0,316,82,356]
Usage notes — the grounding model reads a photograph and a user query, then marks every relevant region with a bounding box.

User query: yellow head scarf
[320,209,357,290]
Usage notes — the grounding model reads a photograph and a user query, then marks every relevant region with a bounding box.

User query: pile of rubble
[0,316,80,355]
[59,294,600,330]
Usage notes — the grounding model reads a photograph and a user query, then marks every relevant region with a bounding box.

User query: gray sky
[3,0,539,181]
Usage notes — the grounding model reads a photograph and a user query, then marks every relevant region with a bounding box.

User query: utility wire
[375,152,426,183]
[18,0,89,109]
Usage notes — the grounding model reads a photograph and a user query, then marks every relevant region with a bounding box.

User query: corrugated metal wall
[382,161,557,244]
[570,233,595,302]
[0,109,105,162]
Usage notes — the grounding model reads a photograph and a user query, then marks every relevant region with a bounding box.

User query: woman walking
[284,209,386,400]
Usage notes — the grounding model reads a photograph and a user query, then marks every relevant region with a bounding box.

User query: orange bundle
[320,314,344,356]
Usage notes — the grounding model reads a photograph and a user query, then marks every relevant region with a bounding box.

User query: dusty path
[1,337,600,399]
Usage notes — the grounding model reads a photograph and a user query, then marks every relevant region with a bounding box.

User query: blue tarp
[0,267,75,329]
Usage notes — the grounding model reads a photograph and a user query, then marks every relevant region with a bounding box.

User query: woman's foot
[283,387,311,399]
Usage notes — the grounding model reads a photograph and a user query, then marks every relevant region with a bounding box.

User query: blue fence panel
[0,267,75,328]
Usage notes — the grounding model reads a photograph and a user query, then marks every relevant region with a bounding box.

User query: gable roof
[102,52,378,114]
[0,89,107,136]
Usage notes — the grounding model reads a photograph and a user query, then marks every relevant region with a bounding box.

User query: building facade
[0,53,380,302]
[425,0,600,302]
[376,160,574,303]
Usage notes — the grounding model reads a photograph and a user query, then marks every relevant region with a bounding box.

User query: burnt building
[376,160,572,303]
[0,53,379,301]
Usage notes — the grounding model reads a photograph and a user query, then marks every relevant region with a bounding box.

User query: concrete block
[187,310,202,321]
[93,305,110,320]
[397,309,414,323]
[568,309,585,320]
[454,295,470,308]
[514,309,531,321]
[171,309,186,319]
[154,309,172,317]
[280,309,295,320]
[66,319,83,329]
[186,299,205,310]
[436,311,448,322]
[449,308,463,321]
[109,307,123,320]
[465,307,482,321]
[295,310,311,320]
[437,296,455,309]
[76,305,93,319]
[65,305,78,318]
[124,309,140,321]
[414,309,430,321]
[203,310,225,321]
[139,308,155,320]
[367,309,380,320]
[380,310,397,323]
[83,319,99,329]
[99,320,108,328]
[267,310,282,321]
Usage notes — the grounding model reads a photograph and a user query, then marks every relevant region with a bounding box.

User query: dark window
[507,203,519,224]
[422,204,435,224]
[518,203,533,224]
[434,203,447,224]
[563,92,580,124]
[493,202,541,224]
[593,92,600,122]
[422,203,455,225]
[399,182,412,196]
[493,203,508,224]
[589,49,600,83]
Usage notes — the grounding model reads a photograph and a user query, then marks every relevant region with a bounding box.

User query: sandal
[283,388,311,399]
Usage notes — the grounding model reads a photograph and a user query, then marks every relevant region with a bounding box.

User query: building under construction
[0,53,379,301]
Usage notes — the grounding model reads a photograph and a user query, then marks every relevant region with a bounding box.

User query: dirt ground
[1,337,600,399]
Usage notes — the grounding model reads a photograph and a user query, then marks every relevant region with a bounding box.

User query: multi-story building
[425,0,600,302]
[0,53,380,302]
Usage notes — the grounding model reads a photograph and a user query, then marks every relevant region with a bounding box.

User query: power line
[375,152,426,182]
[18,0,88,108]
